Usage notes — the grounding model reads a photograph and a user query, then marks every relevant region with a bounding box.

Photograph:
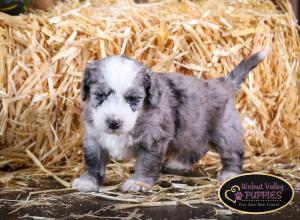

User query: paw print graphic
[235,192,243,201]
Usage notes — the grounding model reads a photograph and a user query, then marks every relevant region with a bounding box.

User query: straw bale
[0,0,299,187]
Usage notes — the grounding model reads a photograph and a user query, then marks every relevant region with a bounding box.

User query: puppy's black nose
[106,119,122,130]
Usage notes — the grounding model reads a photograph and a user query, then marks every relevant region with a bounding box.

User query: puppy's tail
[226,48,270,92]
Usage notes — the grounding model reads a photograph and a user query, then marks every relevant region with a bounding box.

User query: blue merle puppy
[72,49,269,192]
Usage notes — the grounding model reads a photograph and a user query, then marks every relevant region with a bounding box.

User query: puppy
[72,49,269,192]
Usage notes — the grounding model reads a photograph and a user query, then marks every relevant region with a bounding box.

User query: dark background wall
[290,0,299,22]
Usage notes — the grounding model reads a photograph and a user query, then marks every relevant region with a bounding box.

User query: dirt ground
[0,177,299,220]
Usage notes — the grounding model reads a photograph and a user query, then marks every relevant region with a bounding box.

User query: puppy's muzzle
[106,118,122,130]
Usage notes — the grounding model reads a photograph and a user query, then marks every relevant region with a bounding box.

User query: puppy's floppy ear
[144,68,161,107]
[81,61,99,101]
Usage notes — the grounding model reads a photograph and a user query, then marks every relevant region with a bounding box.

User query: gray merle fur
[72,49,269,192]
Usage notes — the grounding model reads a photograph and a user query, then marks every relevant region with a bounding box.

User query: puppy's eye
[94,92,107,104]
[125,96,141,105]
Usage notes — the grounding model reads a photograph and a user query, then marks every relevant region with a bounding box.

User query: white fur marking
[165,159,190,170]
[92,95,139,134]
[258,47,271,60]
[218,170,239,182]
[98,132,134,160]
[103,57,139,94]
[121,178,151,192]
[72,174,99,192]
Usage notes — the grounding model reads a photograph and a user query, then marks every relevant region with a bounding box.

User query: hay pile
[0,0,299,201]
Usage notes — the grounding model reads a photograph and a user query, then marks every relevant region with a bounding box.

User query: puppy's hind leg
[210,107,244,182]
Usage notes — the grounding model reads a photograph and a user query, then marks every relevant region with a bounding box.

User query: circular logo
[218,173,294,214]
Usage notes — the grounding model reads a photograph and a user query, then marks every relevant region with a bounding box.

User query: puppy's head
[82,55,160,134]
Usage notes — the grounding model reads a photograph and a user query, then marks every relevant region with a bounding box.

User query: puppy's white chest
[98,133,134,160]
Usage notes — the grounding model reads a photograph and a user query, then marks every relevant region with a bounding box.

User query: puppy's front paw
[72,174,99,192]
[218,170,239,182]
[121,178,152,192]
